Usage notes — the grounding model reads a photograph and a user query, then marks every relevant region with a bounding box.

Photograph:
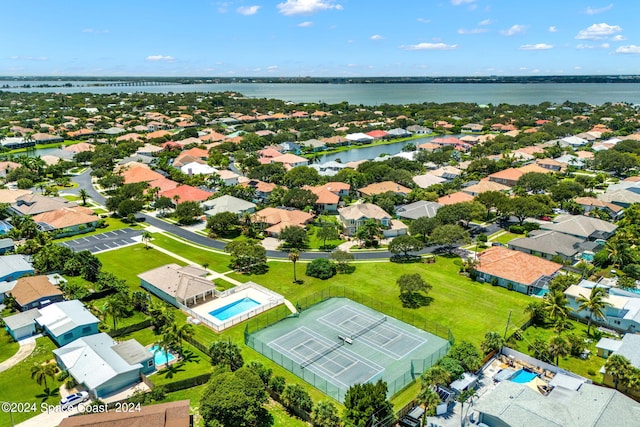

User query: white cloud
[417,17,430,24]
[146,55,175,61]
[520,43,553,50]
[9,55,48,61]
[237,5,260,15]
[478,19,492,26]
[451,0,475,5]
[457,28,488,35]
[616,45,640,54]
[612,34,627,41]
[576,43,610,49]
[548,26,558,33]
[370,34,384,40]
[401,42,458,51]
[585,4,613,15]
[575,22,621,40]
[267,65,278,71]
[297,21,313,27]
[277,0,343,16]
[500,24,526,36]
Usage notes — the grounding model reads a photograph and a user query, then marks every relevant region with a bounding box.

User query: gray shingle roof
[3,308,40,330]
[0,255,32,279]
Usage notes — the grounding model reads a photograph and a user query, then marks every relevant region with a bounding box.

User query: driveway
[0,337,36,374]
[61,229,142,254]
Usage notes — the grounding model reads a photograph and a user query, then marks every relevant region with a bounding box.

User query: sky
[2,0,640,77]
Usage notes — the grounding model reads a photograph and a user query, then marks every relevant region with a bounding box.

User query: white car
[60,391,89,409]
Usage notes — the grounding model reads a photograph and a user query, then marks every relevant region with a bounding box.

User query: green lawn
[307,225,345,251]
[149,233,232,273]
[96,244,186,290]
[0,337,63,426]
[267,400,311,427]
[0,329,19,363]
[492,232,524,245]
[509,320,608,383]
[55,218,142,243]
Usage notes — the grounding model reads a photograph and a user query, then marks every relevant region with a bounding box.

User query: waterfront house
[53,333,155,398]
[345,133,374,143]
[139,264,215,307]
[474,246,562,295]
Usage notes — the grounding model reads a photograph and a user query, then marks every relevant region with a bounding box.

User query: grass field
[509,319,607,383]
[0,337,63,426]
[149,233,232,273]
[0,329,19,363]
[491,232,524,245]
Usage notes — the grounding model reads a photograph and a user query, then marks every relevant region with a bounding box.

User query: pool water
[510,369,538,383]
[149,345,175,366]
[209,297,261,321]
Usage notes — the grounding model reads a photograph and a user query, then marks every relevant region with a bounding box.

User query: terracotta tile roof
[463,180,510,194]
[251,207,314,227]
[0,189,32,204]
[418,142,441,151]
[321,136,348,145]
[518,163,553,174]
[271,153,308,165]
[146,130,172,140]
[120,165,165,184]
[240,179,279,194]
[358,181,411,196]
[303,185,340,205]
[58,400,191,427]
[476,246,561,286]
[0,161,21,172]
[437,192,475,205]
[488,168,525,182]
[160,185,213,203]
[366,130,389,138]
[63,142,95,153]
[574,197,623,213]
[11,276,63,307]
[147,178,180,193]
[32,206,98,230]
[200,131,227,142]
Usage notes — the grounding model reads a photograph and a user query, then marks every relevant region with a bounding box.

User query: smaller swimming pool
[209,297,261,321]
[149,345,175,366]
[510,369,538,384]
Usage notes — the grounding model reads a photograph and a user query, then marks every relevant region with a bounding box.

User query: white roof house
[560,136,589,147]
[35,300,99,345]
[181,161,216,175]
[345,133,374,142]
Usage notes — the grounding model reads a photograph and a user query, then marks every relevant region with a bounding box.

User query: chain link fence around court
[244,287,453,402]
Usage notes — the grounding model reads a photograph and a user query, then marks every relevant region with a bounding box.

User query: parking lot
[61,228,143,253]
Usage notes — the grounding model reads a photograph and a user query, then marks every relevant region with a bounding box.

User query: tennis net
[300,340,344,368]
[351,316,387,340]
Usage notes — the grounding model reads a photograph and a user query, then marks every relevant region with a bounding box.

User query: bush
[305,258,337,280]
[522,222,540,232]
[476,233,488,243]
[509,225,525,234]
[269,375,286,394]
[390,254,422,263]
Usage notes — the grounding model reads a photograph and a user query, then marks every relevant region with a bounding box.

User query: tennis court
[246,297,451,402]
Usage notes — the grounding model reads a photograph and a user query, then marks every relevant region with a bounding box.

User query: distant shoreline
[2,75,640,86]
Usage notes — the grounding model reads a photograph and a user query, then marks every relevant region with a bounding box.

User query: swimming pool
[510,369,538,383]
[148,345,175,366]
[209,297,261,321]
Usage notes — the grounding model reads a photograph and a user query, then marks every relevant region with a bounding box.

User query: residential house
[213,169,240,186]
[345,133,374,143]
[240,179,280,203]
[279,141,302,153]
[0,161,21,178]
[430,166,462,180]
[536,158,564,172]
[3,309,41,341]
[309,161,347,177]
[473,379,640,427]
[366,130,389,140]
[35,300,100,346]
[203,195,257,218]
[338,203,407,238]
[159,185,213,204]
[406,125,432,134]
[63,142,95,154]
[118,163,165,184]
[437,191,474,205]
[139,264,215,307]
[386,128,411,138]
[173,147,209,167]
[539,214,617,241]
[417,142,441,152]
[53,333,154,398]
[575,197,624,220]
[135,143,164,157]
[251,207,314,237]
[461,123,483,133]
[487,168,525,187]
[412,173,446,189]
[0,238,14,254]
[10,275,64,311]
[395,201,442,220]
[0,254,33,285]
[565,283,640,333]
[269,153,309,169]
[181,161,216,175]
[474,246,562,295]
[598,188,640,208]
[462,179,510,196]
[0,189,32,205]
[10,194,78,216]
[32,206,99,237]
[555,154,585,169]
[303,182,350,212]
[357,181,411,197]
[508,230,601,262]
[58,400,191,427]
[299,138,327,152]
[560,135,589,147]
[596,334,640,399]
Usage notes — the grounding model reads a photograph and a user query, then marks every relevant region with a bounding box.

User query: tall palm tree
[288,248,300,283]
[30,362,58,391]
[576,286,611,336]
[421,366,451,389]
[141,231,152,249]
[166,322,195,356]
[605,354,633,390]
[416,386,440,425]
[155,331,176,367]
[78,189,89,206]
[605,239,627,269]
[543,290,570,322]
[547,335,570,366]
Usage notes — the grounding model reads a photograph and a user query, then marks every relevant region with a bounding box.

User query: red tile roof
[120,165,165,184]
[437,192,475,205]
[476,246,562,286]
[159,185,213,203]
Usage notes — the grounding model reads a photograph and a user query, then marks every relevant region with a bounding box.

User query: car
[60,391,89,409]
[539,215,552,221]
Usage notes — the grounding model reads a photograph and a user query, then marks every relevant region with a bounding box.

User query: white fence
[500,346,591,383]
[178,282,285,332]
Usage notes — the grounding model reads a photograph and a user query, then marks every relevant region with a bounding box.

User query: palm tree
[605,354,633,390]
[416,386,440,425]
[166,322,195,356]
[576,286,611,336]
[605,239,627,269]
[524,301,544,325]
[30,362,58,391]
[78,189,89,206]
[547,335,569,366]
[141,231,152,249]
[288,248,300,283]
[457,389,478,427]
[421,365,451,389]
[155,332,176,367]
[543,290,570,322]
